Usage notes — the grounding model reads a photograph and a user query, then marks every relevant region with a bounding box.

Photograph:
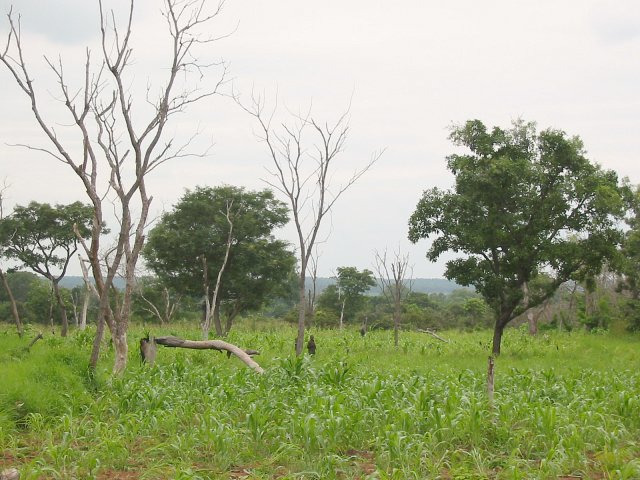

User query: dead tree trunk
[0,267,23,337]
[51,279,69,337]
[140,336,157,366]
[80,287,90,330]
[153,336,264,374]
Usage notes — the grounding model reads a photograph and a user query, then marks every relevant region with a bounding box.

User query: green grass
[0,322,639,479]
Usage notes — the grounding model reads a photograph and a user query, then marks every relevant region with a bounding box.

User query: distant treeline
[58,276,461,295]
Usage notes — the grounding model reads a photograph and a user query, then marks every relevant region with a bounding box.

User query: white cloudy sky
[1,0,639,278]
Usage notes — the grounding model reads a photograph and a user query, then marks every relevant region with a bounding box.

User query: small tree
[0,201,93,336]
[409,119,627,354]
[374,247,413,347]
[616,184,640,331]
[133,277,182,326]
[241,97,382,355]
[334,266,376,328]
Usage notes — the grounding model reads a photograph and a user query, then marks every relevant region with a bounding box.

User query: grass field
[1,323,639,479]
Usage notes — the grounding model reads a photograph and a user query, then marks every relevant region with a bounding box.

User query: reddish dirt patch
[345,449,377,478]
[228,467,253,479]
[96,471,140,480]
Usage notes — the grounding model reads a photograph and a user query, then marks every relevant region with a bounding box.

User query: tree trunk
[213,297,224,337]
[112,328,128,374]
[0,268,23,337]
[393,293,401,347]
[52,280,69,337]
[48,286,55,333]
[487,355,495,408]
[339,298,346,329]
[224,313,233,337]
[80,287,89,330]
[492,321,505,355]
[71,295,78,327]
[140,337,157,366]
[296,272,306,356]
[223,305,241,336]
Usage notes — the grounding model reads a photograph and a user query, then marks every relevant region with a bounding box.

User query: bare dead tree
[201,199,235,338]
[71,280,92,330]
[374,247,413,347]
[0,182,22,337]
[138,285,182,326]
[240,94,382,355]
[1,1,228,372]
[307,246,321,316]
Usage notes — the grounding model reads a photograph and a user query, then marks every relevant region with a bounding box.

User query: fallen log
[153,336,264,374]
[417,328,450,343]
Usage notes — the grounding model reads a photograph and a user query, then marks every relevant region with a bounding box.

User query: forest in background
[56,276,461,295]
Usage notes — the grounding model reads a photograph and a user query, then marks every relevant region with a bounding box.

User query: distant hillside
[60,276,461,295]
[59,276,126,290]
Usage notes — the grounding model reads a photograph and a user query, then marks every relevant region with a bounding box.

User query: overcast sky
[1,0,639,279]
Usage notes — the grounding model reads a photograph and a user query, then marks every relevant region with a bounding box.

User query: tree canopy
[408,119,628,354]
[317,266,375,325]
[143,185,296,335]
[0,201,94,336]
[616,185,640,330]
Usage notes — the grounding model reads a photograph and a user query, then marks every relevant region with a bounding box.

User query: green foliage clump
[408,119,628,354]
[0,331,93,427]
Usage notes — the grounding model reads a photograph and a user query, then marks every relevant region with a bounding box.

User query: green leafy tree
[24,278,72,327]
[0,271,39,303]
[0,183,24,336]
[315,268,377,328]
[0,271,40,327]
[0,201,93,336]
[315,285,341,318]
[409,119,627,354]
[334,267,376,327]
[616,185,640,331]
[143,185,296,335]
